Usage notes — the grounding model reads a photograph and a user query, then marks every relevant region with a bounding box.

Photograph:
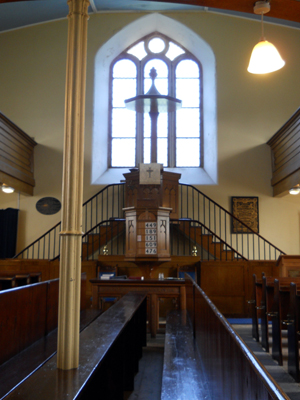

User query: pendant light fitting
[247,1,285,74]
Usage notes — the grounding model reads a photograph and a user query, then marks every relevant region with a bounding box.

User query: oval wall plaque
[36,197,61,215]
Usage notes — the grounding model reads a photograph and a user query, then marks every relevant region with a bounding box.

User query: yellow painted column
[57,0,89,370]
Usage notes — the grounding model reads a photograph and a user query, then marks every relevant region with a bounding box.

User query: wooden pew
[0,307,103,399]
[0,273,86,366]
[287,282,300,382]
[185,274,291,400]
[0,272,30,287]
[4,292,147,400]
[0,275,16,290]
[268,277,300,365]
[248,274,259,341]
[161,309,209,400]
[260,275,275,352]
[249,273,265,342]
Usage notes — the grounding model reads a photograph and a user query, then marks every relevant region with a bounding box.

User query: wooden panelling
[276,255,300,277]
[0,112,36,195]
[0,259,97,307]
[200,260,278,317]
[0,258,282,317]
[82,260,97,306]
[267,107,300,197]
[0,259,59,281]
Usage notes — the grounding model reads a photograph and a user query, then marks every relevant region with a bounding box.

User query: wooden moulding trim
[0,159,35,186]
[267,107,300,147]
[0,171,34,195]
[270,150,300,186]
[272,169,300,197]
[0,113,37,147]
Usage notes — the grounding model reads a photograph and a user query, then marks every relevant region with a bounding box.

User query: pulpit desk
[90,278,186,337]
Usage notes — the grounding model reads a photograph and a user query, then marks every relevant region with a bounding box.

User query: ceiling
[0,0,300,33]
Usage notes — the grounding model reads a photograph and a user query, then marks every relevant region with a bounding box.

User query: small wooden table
[90,278,186,337]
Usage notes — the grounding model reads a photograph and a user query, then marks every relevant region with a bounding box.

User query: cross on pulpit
[147,167,154,178]
[139,163,161,185]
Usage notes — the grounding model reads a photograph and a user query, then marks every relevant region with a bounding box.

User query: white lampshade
[247,39,285,74]
[289,187,300,195]
[1,184,14,194]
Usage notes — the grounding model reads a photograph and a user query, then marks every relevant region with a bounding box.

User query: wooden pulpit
[122,164,181,261]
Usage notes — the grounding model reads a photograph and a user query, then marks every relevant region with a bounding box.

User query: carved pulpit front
[123,164,180,261]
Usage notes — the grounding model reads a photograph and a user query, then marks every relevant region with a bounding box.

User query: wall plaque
[36,197,61,215]
[231,196,259,233]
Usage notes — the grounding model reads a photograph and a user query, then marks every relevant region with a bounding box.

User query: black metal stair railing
[82,219,126,261]
[178,184,285,261]
[13,181,285,261]
[13,183,125,260]
[170,219,245,260]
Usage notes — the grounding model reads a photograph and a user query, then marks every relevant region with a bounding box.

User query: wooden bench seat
[4,292,147,400]
[161,309,210,400]
[0,308,102,399]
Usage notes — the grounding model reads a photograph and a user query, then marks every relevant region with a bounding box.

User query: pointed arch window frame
[108,33,203,169]
[92,13,217,185]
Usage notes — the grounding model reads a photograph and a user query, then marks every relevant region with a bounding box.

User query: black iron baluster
[43,236,45,259]
[53,227,56,260]
[48,233,51,260]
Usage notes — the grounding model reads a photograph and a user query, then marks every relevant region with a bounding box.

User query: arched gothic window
[92,13,216,185]
[109,33,202,168]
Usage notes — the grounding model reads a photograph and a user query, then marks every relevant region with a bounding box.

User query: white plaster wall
[0,11,299,255]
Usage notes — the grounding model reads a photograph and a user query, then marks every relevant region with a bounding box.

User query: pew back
[185,275,290,400]
[4,292,147,400]
[287,282,300,381]
[0,273,86,365]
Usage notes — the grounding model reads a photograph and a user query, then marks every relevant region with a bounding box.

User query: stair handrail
[13,180,285,261]
[14,182,125,260]
[171,218,247,260]
[179,183,285,259]
[83,218,126,238]
[14,221,61,260]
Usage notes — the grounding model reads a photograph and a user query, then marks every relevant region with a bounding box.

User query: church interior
[0,0,300,398]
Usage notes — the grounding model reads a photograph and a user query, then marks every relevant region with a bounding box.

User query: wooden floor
[124,334,165,400]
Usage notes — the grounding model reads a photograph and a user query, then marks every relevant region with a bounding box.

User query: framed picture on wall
[231,196,259,234]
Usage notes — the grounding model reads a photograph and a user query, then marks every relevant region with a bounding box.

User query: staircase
[14,182,285,262]
[172,220,237,261]
[81,219,125,261]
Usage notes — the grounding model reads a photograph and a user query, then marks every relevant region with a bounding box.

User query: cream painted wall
[0,11,299,255]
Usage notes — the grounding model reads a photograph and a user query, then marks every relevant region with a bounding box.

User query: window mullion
[168,62,176,168]
[135,62,144,165]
